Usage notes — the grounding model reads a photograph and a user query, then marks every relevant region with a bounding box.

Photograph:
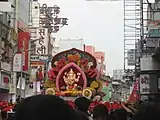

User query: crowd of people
[0,95,159,120]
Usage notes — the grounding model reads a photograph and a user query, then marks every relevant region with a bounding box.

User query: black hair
[108,111,118,120]
[15,95,76,120]
[132,102,160,120]
[113,108,128,120]
[75,110,90,120]
[1,111,7,119]
[93,104,109,119]
[75,97,91,114]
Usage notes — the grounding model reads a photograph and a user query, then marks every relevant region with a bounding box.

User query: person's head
[75,97,91,114]
[15,95,75,120]
[93,104,109,120]
[132,102,160,120]
[10,99,12,104]
[39,66,42,71]
[113,108,128,120]
[108,111,118,120]
[1,111,7,120]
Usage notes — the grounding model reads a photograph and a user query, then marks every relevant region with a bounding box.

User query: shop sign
[140,74,150,94]
[148,29,160,37]
[145,37,160,48]
[127,49,135,66]
[30,55,49,62]
[1,62,11,71]
[18,32,30,71]
[36,28,49,55]
[13,53,22,72]
[1,75,10,88]
[9,72,16,94]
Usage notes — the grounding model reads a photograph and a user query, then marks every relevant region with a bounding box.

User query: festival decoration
[45,88,56,95]
[82,88,96,99]
[45,48,101,98]
[128,78,140,102]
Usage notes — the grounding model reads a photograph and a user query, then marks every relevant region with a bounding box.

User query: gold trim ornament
[90,81,99,89]
[82,88,92,100]
[45,88,56,95]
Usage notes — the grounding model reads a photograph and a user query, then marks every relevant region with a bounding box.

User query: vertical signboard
[13,53,22,72]
[140,74,150,94]
[127,49,135,66]
[18,32,30,71]
[31,2,40,27]
[36,28,49,55]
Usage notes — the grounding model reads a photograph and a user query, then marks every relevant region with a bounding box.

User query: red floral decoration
[0,101,15,112]
[67,54,80,62]
[80,58,88,67]
[66,100,75,109]
[48,58,67,81]
[48,68,57,81]
[87,68,98,78]
[57,58,67,69]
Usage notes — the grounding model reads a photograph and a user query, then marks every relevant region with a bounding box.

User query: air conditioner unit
[0,1,11,12]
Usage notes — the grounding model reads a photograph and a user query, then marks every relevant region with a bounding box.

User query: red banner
[18,32,30,71]
[128,78,140,102]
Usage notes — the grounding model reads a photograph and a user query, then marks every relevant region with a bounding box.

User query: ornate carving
[63,69,81,90]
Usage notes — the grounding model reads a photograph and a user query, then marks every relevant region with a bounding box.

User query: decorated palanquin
[45,48,102,99]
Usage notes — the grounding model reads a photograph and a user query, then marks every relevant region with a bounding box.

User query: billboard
[36,28,49,55]
[18,32,30,71]
[127,49,135,66]
[145,37,160,48]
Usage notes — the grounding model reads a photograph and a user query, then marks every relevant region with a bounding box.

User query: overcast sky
[39,0,124,76]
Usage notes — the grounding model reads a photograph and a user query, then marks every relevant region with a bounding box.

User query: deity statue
[63,69,81,90]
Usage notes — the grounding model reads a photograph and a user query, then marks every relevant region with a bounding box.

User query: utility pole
[11,0,19,103]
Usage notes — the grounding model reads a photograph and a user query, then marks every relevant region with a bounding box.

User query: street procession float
[44,48,103,99]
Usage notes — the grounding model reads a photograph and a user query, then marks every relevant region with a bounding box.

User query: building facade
[0,0,30,100]
[85,45,106,75]
[139,0,160,100]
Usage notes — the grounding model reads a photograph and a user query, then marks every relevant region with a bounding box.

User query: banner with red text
[18,32,30,71]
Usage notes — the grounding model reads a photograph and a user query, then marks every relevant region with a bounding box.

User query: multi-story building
[139,0,160,100]
[0,0,30,100]
[113,69,125,80]
[85,45,106,76]
[84,45,95,55]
